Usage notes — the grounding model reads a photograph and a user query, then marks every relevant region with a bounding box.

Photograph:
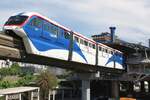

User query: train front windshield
[5,15,28,25]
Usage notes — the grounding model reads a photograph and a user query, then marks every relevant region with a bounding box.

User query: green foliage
[16,74,36,86]
[0,63,21,76]
[0,80,14,89]
[10,63,21,75]
[0,96,5,100]
[0,67,11,76]
[36,70,58,100]
[0,62,36,88]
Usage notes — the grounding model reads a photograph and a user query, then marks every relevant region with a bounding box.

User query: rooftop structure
[0,87,39,100]
[91,27,116,43]
[0,87,39,95]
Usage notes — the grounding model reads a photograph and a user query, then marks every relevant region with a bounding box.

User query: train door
[24,16,43,37]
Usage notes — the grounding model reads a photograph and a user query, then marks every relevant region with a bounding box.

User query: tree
[10,63,21,75]
[36,70,58,100]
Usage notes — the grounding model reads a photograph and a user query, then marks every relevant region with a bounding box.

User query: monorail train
[3,12,124,69]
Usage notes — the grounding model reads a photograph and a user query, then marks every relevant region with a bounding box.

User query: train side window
[105,49,108,53]
[43,22,49,31]
[84,40,88,46]
[99,46,102,51]
[30,18,42,28]
[58,28,64,37]
[110,50,113,54]
[64,31,70,39]
[74,36,79,42]
[89,43,92,48]
[92,44,96,49]
[80,39,84,44]
[51,25,58,35]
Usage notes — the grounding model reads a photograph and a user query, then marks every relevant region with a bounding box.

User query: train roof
[18,12,122,54]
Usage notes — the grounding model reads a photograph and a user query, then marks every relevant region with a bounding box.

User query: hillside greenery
[0,63,47,89]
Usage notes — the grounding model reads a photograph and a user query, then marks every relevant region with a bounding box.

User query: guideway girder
[0,33,124,73]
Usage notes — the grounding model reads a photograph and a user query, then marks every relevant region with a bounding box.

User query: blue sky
[0,0,150,46]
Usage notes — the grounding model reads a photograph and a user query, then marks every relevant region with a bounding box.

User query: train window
[111,50,115,55]
[30,18,42,28]
[102,48,105,52]
[43,23,50,31]
[105,49,108,53]
[99,46,102,51]
[89,43,92,48]
[92,44,96,49]
[58,28,64,37]
[80,39,84,44]
[84,40,88,46]
[51,25,58,35]
[5,15,28,25]
[74,36,79,42]
[64,31,70,39]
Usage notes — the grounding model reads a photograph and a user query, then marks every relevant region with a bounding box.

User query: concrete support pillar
[82,80,90,100]
[128,81,134,95]
[140,81,145,92]
[111,81,119,99]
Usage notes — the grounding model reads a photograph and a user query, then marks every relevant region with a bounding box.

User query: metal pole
[19,93,22,100]
[31,92,33,100]
[62,90,64,100]
[48,90,51,100]
[5,95,8,100]
[52,90,55,100]
[37,88,40,100]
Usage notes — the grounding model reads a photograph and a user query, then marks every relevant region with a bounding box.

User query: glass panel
[84,40,88,46]
[89,43,92,48]
[80,39,84,44]
[30,18,42,28]
[64,31,70,39]
[99,46,102,51]
[92,44,96,49]
[51,25,58,35]
[5,15,28,25]
[74,36,79,42]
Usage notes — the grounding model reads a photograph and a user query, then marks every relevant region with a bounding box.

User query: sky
[0,0,150,46]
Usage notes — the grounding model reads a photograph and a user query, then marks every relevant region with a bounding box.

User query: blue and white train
[3,12,124,69]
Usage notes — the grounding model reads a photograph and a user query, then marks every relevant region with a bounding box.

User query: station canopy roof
[0,87,39,95]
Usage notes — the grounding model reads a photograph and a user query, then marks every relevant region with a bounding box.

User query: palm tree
[36,70,58,100]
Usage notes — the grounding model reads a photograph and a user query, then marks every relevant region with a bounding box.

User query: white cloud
[0,0,150,46]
